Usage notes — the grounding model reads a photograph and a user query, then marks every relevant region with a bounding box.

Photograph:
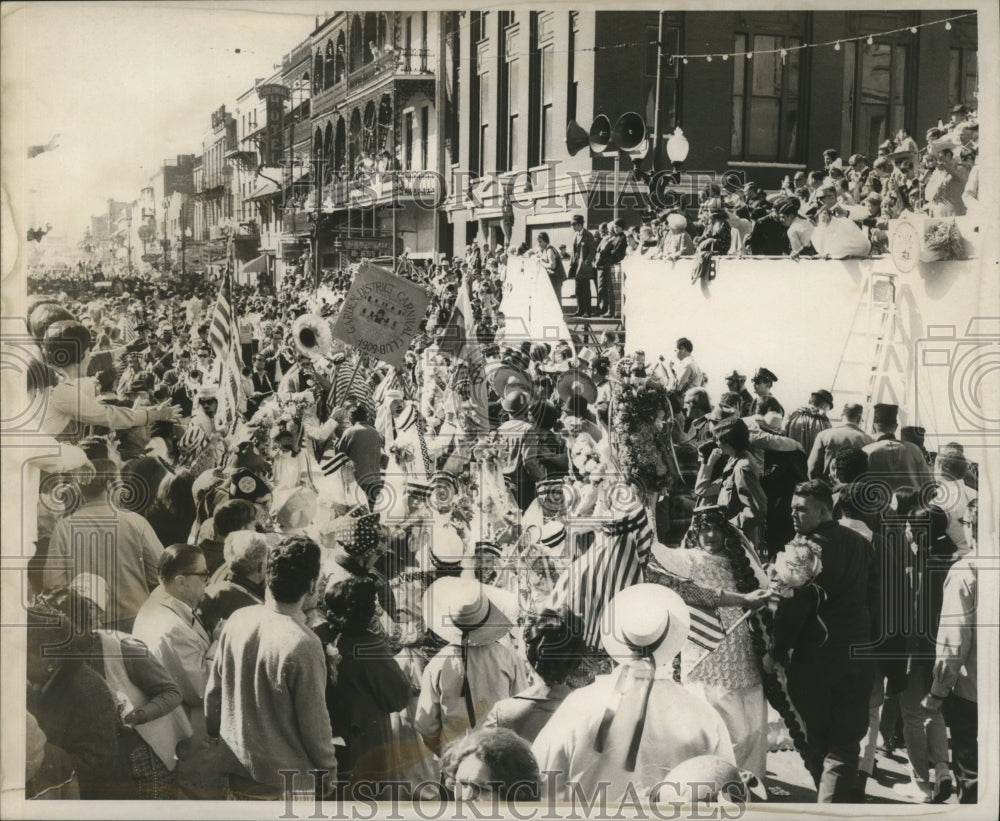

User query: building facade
[445,9,978,256]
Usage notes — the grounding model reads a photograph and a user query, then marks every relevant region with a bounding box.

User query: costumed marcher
[644,506,771,777]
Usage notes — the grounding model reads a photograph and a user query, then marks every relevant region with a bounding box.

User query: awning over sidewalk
[241,254,270,274]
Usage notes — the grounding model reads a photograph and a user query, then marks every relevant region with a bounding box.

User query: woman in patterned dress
[644,506,771,778]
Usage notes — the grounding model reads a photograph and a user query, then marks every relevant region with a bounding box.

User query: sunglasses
[179,571,211,580]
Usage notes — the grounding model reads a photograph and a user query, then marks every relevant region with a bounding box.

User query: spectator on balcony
[777,198,815,258]
[924,147,969,217]
[847,155,871,201]
[823,148,843,172]
[745,200,792,256]
[651,212,694,260]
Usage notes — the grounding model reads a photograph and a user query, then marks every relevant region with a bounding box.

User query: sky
[3,1,340,242]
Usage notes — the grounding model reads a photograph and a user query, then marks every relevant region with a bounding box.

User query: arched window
[323,122,334,182]
[363,13,377,64]
[349,108,362,171]
[335,118,346,173]
[324,40,335,90]
[377,15,389,51]
[313,51,324,93]
[335,31,347,83]
[349,16,363,73]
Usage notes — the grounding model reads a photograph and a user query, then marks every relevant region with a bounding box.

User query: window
[539,45,554,163]
[479,69,491,175]
[421,106,430,170]
[507,58,520,170]
[499,17,519,173]
[853,42,909,161]
[731,33,802,162]
[949,48,978,109]
[567,13,578,123]
[403,111,414,170]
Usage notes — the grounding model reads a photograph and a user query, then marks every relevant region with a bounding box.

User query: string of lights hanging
[668,11,975,65]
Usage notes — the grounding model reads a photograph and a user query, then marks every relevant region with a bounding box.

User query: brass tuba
[292,313,334,360]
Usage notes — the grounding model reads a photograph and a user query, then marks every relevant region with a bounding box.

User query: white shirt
[533,666,734,802]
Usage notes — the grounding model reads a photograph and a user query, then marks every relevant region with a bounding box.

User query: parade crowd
[19,110,981,808]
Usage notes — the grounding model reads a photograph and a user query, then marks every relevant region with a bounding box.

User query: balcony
[346,48,432,93]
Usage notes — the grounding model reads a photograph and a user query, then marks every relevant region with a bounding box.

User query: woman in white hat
[532,584,734,802]
[414,577,528,755]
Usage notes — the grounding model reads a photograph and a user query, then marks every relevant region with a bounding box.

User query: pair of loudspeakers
[566,112,648,158]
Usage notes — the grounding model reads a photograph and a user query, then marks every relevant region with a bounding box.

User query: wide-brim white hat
[423,576,514,646]
[600,583,689,665]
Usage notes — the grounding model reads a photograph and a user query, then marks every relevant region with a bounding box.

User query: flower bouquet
[922,218,965,261]
[768,534,823,603]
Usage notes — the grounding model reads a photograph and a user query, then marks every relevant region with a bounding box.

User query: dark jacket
[197,571,265,635]
[771,519,879,664]
[313,628,411,787]
[568,229,597,279]
[746,214,791,256]
[597,233,628,269]
[27,662,119,799]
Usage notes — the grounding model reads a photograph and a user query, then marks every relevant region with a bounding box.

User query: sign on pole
[331,264,431,367]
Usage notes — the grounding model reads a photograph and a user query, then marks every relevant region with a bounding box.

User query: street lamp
[665,127,690,175]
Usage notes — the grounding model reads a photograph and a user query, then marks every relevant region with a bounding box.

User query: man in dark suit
[862,403,933,499]
[567,214,597,317]
[595,218,628,316]
[766,480,879,803]
[808,402,874,481]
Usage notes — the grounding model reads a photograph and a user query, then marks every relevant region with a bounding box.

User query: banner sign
[331,264,431,367]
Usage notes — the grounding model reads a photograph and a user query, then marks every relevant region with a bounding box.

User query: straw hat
[600,584,689,665]
[422,576,513,645]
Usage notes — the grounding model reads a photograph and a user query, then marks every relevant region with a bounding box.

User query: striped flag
[207,249,247,430]
[327,352,376,420]
[687,605,727,652]
[547,505,655,650]
[436,273,489,434]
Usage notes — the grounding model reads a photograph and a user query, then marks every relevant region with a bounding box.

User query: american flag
[547,505,654,650]
[687,605,727,653]
[207,251,247,429]
[327,352,376,420]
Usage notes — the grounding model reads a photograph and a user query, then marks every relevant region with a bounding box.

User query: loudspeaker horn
[565,120,591,157]
[612,112,647,153]
[589,114,613,154]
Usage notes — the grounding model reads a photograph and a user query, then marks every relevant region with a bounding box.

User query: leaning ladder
[830,268,909,431]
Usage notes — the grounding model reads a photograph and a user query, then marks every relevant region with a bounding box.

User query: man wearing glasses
[133,544,223,797]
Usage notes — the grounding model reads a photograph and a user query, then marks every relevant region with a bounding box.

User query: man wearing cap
[862,404,932,498]
[808,403,873,481]
[745,200,792,256]
[415,577,527,753]
[498,382,563,511]
[720,371,751,417]
[595,219,627,317]
[749,368,783,417]
[533,585,734,802]
[567,214,597,317]
[784,390,834,458]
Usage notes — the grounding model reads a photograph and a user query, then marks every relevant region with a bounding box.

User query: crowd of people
[624,104,980,263]
[19,184,981,808]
